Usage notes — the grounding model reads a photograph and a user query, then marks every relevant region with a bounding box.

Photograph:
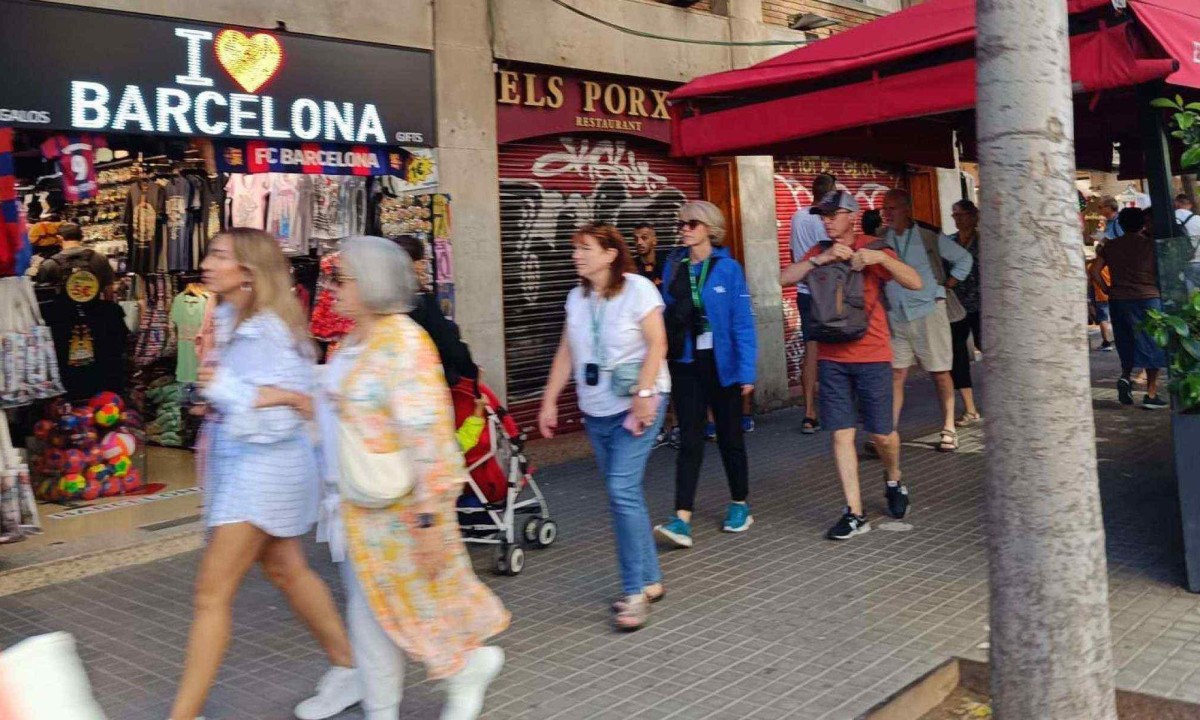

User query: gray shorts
[891,301,953,372]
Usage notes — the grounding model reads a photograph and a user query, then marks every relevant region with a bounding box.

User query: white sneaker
[440,647,505,720]
[294,665,362,720]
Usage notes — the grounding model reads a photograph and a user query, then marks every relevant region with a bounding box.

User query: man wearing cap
[790,172,838,434]
[781,190,922,541]
[881,189,973,453]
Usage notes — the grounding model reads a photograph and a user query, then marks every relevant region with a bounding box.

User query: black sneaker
[885,481,910,519]
[1117,377,1134,405]
[827,508,870,541]
[1142,395,1168,410]
[801,417,821,435]
[1099,340,1114,352]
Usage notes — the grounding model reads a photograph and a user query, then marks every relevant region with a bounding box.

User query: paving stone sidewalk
[1,352,1198,719]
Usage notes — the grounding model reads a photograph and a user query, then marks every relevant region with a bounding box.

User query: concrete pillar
[433,0,508,399]
[736,156,789,411]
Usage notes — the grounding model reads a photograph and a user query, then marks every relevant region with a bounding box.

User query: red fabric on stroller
[451,379,520,504]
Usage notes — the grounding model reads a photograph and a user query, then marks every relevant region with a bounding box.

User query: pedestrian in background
[539,223,671,631]
[324,236,509,719]
[790,173,838,434]
[880,189,974,452]
[947,200,983,426]
[1090,208,1169,410]
[170,228,357,720]
[655,201,757,549]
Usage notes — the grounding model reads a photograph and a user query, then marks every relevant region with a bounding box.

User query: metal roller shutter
[499,135,702,436]
[774,157,902,390]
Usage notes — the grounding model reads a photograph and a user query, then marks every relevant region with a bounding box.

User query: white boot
[294,665,363,720]
[440,647,505,720]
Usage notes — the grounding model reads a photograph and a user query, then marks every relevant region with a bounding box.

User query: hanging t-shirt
[40,134,108,202]
[225,174,270,230]
[267,173,311,255]
[126,181,164,275]
[163,176,193,271]
[204,175,224,243]
[310,176,344,240]
[43,295,129,401]
[170,291,209,382]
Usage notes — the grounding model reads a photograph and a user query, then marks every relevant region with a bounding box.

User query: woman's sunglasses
[331,271,355,285]
[678,219,706,231]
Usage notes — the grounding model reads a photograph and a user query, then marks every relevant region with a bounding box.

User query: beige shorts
[891,301,953,372]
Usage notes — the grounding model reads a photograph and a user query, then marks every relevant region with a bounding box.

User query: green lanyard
[688,259,712,334]
[590,295,607,367]
[896,226,916,261]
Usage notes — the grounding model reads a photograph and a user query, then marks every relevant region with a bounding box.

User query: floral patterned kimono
[338,313,509,679]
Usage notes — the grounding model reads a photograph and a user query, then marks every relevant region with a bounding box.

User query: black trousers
[950,311,982,390]
[670,350,749,513]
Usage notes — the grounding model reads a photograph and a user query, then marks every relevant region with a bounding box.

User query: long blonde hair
[220,228,313,353]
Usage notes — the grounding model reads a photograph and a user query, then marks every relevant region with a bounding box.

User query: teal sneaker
[723,502,753,533]
[654,517,693,548]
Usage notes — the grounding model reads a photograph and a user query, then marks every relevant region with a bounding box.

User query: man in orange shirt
[781,191,922,540]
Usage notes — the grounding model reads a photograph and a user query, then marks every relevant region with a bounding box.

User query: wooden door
[906,166,942,231]
[702,158,744,263]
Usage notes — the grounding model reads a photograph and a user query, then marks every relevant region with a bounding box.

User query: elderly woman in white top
[170,228,358,720]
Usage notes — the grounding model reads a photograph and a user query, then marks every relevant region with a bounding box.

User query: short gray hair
[885,188,913,209]
[1099,195,1120,211]
[679,200,727,244]
[339,236,418,315]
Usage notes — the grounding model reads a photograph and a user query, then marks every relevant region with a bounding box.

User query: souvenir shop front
[0,1,438,551]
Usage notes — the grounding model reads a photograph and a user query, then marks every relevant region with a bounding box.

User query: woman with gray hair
[314,236,509,720]
[655,201,758,549]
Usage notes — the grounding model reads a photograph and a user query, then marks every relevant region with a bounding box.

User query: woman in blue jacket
[655,201,757,549]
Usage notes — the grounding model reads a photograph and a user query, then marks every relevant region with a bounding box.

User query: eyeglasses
[678,219,706,231]
[331,272,356,285]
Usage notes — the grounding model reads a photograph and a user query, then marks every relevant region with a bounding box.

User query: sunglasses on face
[332,271,355,285]
[678,219,706,231]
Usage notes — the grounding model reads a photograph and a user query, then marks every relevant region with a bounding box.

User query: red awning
[670,0,1199,165]
[1130,0,1200,89]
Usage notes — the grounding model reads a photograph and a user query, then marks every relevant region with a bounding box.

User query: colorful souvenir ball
[32,419,56,440]
[43,448,66,472]
[80,480,102,501]
[100,431,136,460]
[85,463,112,483]
[108,455,132,478]
[62,449,87,474]
[121,469,143,493]
[77,428,100,449]
[86,446,105,466]
[100,478,123,497]
[72,406,95,428]
[94,403,122,429]
[88,391,124,413]
[58,473,87,497]
[58,412,83,433]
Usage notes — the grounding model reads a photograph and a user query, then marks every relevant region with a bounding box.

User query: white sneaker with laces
[294,665,362,720]
[440,647,505,720]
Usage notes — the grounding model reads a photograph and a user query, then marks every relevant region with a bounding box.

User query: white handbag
[0,633,108,719]
[336,417,415,509]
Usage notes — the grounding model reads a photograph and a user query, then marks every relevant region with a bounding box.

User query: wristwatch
[636,388,655,398]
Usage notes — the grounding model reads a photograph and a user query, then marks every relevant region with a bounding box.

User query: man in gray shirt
[881,189,973,452]
[790,172,837,434]
[35,223,115,296]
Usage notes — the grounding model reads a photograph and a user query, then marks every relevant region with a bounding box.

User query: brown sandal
[937,428,958,452]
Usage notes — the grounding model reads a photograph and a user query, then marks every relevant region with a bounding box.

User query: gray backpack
[805,240,889,343]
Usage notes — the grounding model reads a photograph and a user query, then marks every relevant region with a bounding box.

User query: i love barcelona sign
[0,0,434,146]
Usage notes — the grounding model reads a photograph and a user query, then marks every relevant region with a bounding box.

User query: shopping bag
[0,633,108,719]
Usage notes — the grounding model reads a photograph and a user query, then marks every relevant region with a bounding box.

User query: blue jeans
[583,402,666,596]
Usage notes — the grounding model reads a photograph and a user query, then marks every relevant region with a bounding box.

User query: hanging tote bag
[0,633,108,720]
[919,230,967,324]
[335,417,415,508]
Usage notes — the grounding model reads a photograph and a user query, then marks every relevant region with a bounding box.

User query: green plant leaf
[1178,94,1186,108]
[1188,102,1200,112]
[1154,98,1182,110]
[1183,145,1200,170]
[1178,113,1197,131]
[1167,315,1190,337]
[1181,336,1200,359]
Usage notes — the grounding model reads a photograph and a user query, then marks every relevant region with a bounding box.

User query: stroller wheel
[496,545,525,576]
[535,519,558,548]
[522,516,540,544]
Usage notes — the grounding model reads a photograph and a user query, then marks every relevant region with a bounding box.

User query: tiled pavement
[2,351,1200,719]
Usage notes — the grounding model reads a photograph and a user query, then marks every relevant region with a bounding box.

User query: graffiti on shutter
[775,157,901,390]
[500,135,702,435]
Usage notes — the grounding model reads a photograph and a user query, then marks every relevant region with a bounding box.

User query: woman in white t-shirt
[539,223,671,632]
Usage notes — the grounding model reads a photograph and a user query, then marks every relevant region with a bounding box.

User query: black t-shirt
[43,296,129,401]
[637,249,668,287]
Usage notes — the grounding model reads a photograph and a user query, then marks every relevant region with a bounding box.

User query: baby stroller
[452,379,556,576]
